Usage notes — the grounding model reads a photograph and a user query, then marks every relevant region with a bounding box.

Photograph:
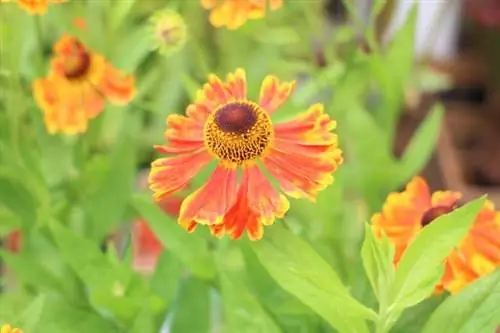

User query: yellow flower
[372,176,500,294]
[201,0,284,29]
[1,324,23,333]
[33,34,136,134]
[149,68,343,240]
[149,9,187,55]
[0,0,66,15]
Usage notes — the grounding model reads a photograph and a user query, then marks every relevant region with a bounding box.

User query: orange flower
[372,176,500,294]
[0,0,66,15]
[132,196,183,274]
[33,34,136,134]
[5,230,22,253]
[200,0,283,29]
[1,324,23,333]
[149,68,343,241]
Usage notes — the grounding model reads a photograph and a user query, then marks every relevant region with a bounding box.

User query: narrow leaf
[170,278,211,333]
[252,225,375,332]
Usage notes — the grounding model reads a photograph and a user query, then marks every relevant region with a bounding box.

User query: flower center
[420,205,456,227]
[62,44,91,80]
[204,101,273,166]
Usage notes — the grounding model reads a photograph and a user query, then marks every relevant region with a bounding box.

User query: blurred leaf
[250,27,300,45]
[0,207,21,236]
[150,251,182,310]
[110,26,152,71]
[389,196,487,314]
[397,105,444,186]
[108,0,137,33]
[84,115,138,241]
[252,225,375,332]
[391,295,446,333]
[171,277,211,333]
[129,307,156,333]
[132,193,216,280]
[0,250,62,293]
[0,175,37,227]
[216,246,282,333]
[361,224,395,301]
[422,270,500,333]
[17,295,45,332]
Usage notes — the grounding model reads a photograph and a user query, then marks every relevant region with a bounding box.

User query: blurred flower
[0,0,66,15]
[149,9,187,55]
[465,0,500,28]
[201,0,283,30]
[33,34,136,134]
[1,324,23,333]
[73,17,88,31]
[372,176,500,294]
[149,68,343,240]
[4,230,22,253]
[132,196,182,274]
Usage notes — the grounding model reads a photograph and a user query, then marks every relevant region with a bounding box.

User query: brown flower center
[204,101,273,166]
[62,47,91,80]
[420,205,457,227]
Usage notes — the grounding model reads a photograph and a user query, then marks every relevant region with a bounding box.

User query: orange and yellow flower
[0,0,66,15]
[132,195,183,274]
[33,34,136,134]
[372,176,500,294]
[149,68,343,241]
[1,324,23,333]
[200,0,283,29]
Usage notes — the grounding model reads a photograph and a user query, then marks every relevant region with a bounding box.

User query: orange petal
[441,251,479,294]
[156,113,205,154]
[223,189,263,240]
[203,74,230,105]
[269,0,283,11]
[99,64,136,105]
[259,75,296,114]
[225,68,247,100]
[132,219,163,274]
[178,166,237,226]
[405,177,433,211]
[16,0,49,14]
[149,149,212,201]
[430,190,462,208]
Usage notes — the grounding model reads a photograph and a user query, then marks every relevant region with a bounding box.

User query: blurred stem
[34,16,44,53]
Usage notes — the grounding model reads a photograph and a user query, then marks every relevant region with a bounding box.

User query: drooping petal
[264,104,342,200]
[149,148,212,201]
[225,68,247,100]
[258,75,296,114]
[178,166,237,226]
[132,219,163,274]
[155,112,205,154]
[99,64,136,105]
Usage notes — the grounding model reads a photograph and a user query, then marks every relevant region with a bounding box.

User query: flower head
[149,68,343,241]
[201,0,284,29]
[33,34,136,134]
[0,0,66,15]
[1,324,23,333]
[149,9,187,55]
[372,176,500,294]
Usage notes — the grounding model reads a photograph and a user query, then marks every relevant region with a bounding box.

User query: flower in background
[149,68,343,241]
[4,230,22,253]
[201,0,283,30]
[149,9,187,55]
[33,34,136,134]
[0,0,66,15]
[1,324,23,333]
[465,0,500,28]
[372,176,500,294]
[132,195,183,274]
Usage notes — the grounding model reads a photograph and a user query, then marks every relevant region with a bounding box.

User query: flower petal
[99,64,136,105]
[155,113,205,154]
[149,148,212,201]
[259,75,296,114]
[178,165,237,226]
[225,68,247,100]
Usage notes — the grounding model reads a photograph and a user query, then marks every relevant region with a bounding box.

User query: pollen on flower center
[204,101,273,166]
[62,49,91,80]
[421,205,456,227]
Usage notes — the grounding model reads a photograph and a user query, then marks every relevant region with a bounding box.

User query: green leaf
[0,175,37,227]
[389,196,487,312]
[129,307,156,333]
[391,295,446,333]
[251,225,375,332]
[422,270,500,333]
[216,246,282,333]
[108,0,137,32]
[150,251,182,310]
[17,296,46,332]
[170,277,211,333]
[0,250,62,293]
[360,224,395,301]
[397,105,444,186]
[84,116,138,241]
[132,193,216,280]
